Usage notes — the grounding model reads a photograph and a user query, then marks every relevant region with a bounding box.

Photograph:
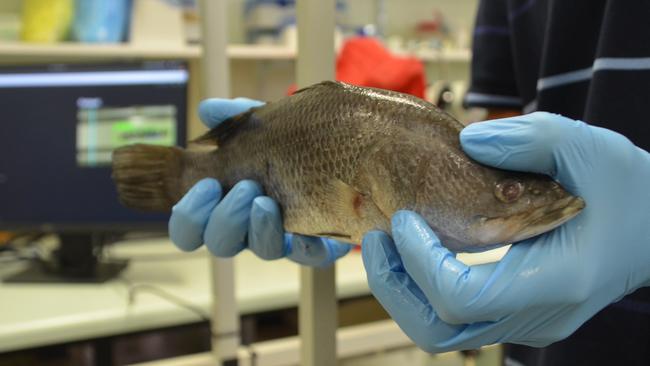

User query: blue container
[73,0,131,43]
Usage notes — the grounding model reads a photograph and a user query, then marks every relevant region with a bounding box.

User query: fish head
[463,173,585,251]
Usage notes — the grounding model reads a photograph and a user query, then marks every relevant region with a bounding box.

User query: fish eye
[495,179,524,203]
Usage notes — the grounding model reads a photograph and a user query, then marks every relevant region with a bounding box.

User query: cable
[118,277,243,352]
[120,278,211,322]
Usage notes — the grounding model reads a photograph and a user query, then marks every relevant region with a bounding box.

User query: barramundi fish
[111,81,585,252]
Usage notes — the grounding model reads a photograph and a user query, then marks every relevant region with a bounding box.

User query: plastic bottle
[73,0,131,43]
[21,0,74,43]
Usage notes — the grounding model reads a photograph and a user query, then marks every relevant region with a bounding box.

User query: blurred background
[0,1,499,366]
[0,0,484,135]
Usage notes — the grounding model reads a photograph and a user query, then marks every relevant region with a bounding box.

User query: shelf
[0,42,469,63]
[0,41,201,61]
[0,41,296,62]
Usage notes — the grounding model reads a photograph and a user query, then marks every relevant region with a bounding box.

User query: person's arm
[362,112,650,352]
[168,98,352,266]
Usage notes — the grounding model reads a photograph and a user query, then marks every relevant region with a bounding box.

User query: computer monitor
[0,61,189,282]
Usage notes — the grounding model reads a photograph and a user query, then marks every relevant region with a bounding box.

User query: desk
[0,238,507,353]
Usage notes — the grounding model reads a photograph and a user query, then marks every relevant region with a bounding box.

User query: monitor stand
[3,233,128,283]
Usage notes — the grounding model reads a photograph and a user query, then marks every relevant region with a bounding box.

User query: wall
[0,0,20,13]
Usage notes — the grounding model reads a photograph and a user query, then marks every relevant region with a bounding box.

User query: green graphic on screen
[76,105,177,167]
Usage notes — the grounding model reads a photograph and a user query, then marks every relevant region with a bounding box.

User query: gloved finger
[285,235,353,267]
[198,98,265,128]
[439,227,593,323]
[393,210,524,325]
[430,321,507,351]
[391,210,485,324]
[169,178,222,252]
[436,299,589,350]
[321,238,354,263]
[248,196,288,260]
[361,230,465,354]
[460,111,590,190]
[395,214,583,325]
[203,180,263,257]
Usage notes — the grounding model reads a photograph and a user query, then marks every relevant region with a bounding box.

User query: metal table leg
[296,1,337,365]
[199,1,239,365]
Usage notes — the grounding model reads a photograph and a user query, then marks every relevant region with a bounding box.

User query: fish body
[112,81,584,252]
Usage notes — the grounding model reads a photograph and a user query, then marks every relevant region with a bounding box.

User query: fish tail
[111,144,185,212]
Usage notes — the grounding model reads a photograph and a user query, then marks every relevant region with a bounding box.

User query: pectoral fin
[327,179,368,219]
[322,178,390,243]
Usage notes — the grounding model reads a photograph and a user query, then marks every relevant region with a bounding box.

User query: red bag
[336,37,426,98]
[288,37,426,98]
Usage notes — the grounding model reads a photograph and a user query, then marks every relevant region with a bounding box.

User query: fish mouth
[469,196,586,247]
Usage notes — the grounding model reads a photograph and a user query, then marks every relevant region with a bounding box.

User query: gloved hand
[362,112,650,353]
[169,97,352,266]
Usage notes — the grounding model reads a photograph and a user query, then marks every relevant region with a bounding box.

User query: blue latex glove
[169,98,352,266]
[362,112,650,353]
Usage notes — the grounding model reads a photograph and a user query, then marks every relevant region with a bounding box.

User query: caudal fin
[111,144,184,212]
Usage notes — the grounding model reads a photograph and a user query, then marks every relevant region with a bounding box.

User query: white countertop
[0,238,506,353]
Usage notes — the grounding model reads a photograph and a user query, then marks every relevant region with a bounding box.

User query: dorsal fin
[293,80,342,95]
[191,109,257,146]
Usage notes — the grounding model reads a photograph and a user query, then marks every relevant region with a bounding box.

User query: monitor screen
[0,61,189,231]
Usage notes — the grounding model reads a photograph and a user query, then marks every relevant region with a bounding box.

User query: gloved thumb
[199,98,265,128]
[459,111,589,186]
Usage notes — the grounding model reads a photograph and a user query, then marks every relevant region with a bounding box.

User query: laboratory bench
[0,237,374,365]
[0,237,506,365]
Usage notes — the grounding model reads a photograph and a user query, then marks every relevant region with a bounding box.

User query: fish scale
[111,81,585,252]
